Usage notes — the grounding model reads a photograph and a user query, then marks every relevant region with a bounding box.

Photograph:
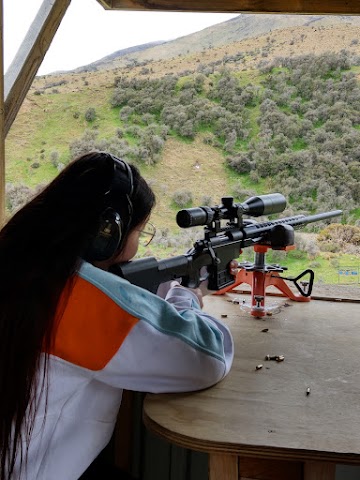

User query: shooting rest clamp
[215,244,315,318]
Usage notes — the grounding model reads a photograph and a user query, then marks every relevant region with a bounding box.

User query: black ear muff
[85,208,122,261]
[83,153,134,262]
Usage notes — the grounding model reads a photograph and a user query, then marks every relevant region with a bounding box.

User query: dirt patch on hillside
[146,136,229,230]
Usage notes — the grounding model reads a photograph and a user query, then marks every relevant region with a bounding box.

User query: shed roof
[96,0,360,15]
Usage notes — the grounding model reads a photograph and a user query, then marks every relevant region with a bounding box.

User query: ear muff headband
[105,154,134,235]
[107,154,134,197]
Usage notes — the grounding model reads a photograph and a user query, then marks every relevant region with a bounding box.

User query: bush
[232,183,256,201]
[172,190,193,208]
[85,108,96,122]
[318,224,360,254]
[227,153,253,174]
[69,129,99,158]
[5,183,35,212]
[50,150,60,166]
[200,195,213,206]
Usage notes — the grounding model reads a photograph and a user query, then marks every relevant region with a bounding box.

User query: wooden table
[143,290,360,480]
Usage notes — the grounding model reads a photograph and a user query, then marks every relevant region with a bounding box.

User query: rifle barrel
[241,210,342,240]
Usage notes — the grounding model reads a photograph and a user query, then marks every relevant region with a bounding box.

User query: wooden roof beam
[4,0,72,137]
[96,0,360,15]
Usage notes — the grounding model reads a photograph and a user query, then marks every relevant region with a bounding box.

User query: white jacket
[13,261,234,479]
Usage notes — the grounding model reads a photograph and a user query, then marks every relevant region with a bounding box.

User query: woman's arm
[51,262,234,394]
[80,264,234,393]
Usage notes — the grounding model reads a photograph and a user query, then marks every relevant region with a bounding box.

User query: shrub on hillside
[226,153,253,174]
[5,183,35,212]
[200,195,213,206]
[69,130,99,158]
[172,190,193,208]
[232,183,256,201]
[50,150,60,167]
[318,224,360,254]
[85,108,96,122]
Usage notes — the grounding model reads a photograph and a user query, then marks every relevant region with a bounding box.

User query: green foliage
[105,51,359,217]
[6,49,360,257]
[318,224,360,252]
[172,190,193,208]
[85,107,96,122]
[5,183,35,213]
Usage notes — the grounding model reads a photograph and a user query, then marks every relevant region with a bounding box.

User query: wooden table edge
[143,408,360,465]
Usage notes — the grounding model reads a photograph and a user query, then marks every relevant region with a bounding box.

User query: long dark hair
[0,152,155,478]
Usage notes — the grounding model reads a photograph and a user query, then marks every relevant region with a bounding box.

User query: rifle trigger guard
[208,244,220,265]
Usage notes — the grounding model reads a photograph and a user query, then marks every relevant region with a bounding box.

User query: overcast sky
[3,0,238,75]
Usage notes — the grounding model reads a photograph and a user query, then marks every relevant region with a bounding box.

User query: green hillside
[5,20,360,286]
[7,50,360,225]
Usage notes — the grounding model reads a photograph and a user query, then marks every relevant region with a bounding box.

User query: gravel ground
[312,283,359,301]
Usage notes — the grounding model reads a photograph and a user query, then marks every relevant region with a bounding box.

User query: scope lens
[176,207,212,228]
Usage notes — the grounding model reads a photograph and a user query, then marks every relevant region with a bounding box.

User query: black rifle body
[110,210,342,294]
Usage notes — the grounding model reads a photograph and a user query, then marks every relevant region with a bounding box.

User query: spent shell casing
[306,387,311,395]
[265,355,278,361]
[255,364,263,370]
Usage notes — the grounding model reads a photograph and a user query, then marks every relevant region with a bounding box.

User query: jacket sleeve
[90,271,234,394]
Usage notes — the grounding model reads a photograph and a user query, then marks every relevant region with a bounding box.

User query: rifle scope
[176,193,286,228]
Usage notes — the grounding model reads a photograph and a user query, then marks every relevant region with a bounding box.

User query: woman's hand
[169,281,205,308]
[160,260,240,308]
[229,259,240,276]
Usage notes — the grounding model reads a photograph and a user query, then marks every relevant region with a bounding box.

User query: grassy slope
[4,23,360,286]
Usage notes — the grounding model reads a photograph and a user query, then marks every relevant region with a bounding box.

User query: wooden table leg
[209,453,238,480]
[304,462,336,480]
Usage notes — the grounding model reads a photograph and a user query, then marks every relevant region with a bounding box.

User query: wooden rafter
[1,0,71,225]
[4,0,71,137]
[96,0,360,15]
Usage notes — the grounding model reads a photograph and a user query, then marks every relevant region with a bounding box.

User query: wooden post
[304,462,336,480]
[1,0,72,225]
[0,0,5,226]
[209,453,238,480]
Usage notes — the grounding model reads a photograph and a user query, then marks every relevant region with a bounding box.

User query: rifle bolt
[255,364,263,370]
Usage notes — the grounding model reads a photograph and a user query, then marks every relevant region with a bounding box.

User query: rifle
[110,194,342,316]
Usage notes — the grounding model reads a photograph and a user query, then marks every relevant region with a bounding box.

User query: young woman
[0,151,234,480]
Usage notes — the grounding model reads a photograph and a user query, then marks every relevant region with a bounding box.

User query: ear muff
[84,154,134,262]
[85,208,122,262]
